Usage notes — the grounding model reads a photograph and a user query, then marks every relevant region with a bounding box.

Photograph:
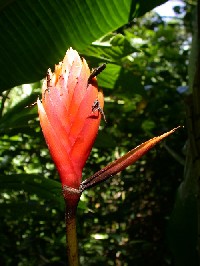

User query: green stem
[63,185,81,266]
[66,206,79,266]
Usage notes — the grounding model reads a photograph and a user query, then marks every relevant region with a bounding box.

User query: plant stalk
[63,185,81,266]
[65,205,79,266]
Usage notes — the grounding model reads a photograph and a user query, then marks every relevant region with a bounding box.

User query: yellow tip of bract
[37,48,105,189]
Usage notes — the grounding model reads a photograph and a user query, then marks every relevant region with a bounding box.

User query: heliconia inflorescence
[37,48,104,191]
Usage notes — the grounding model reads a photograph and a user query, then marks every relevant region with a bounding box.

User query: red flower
[37,48,104,190]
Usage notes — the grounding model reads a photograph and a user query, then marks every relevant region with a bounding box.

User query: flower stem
[63,186,81,266]
[65,206,79,266]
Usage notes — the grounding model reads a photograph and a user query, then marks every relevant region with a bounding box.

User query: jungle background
[0,0,198,265]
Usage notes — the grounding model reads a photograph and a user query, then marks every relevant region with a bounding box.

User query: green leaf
[0,174,64,210]
[97,63,121,89]
[83,34,139,62]
[0,0,167,91]
[0,174,88,211]
[81,34,144,93]
[0,201,52,218]
[0,93,38,133]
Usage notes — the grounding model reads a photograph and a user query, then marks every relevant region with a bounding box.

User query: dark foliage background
[0,0,194,265]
